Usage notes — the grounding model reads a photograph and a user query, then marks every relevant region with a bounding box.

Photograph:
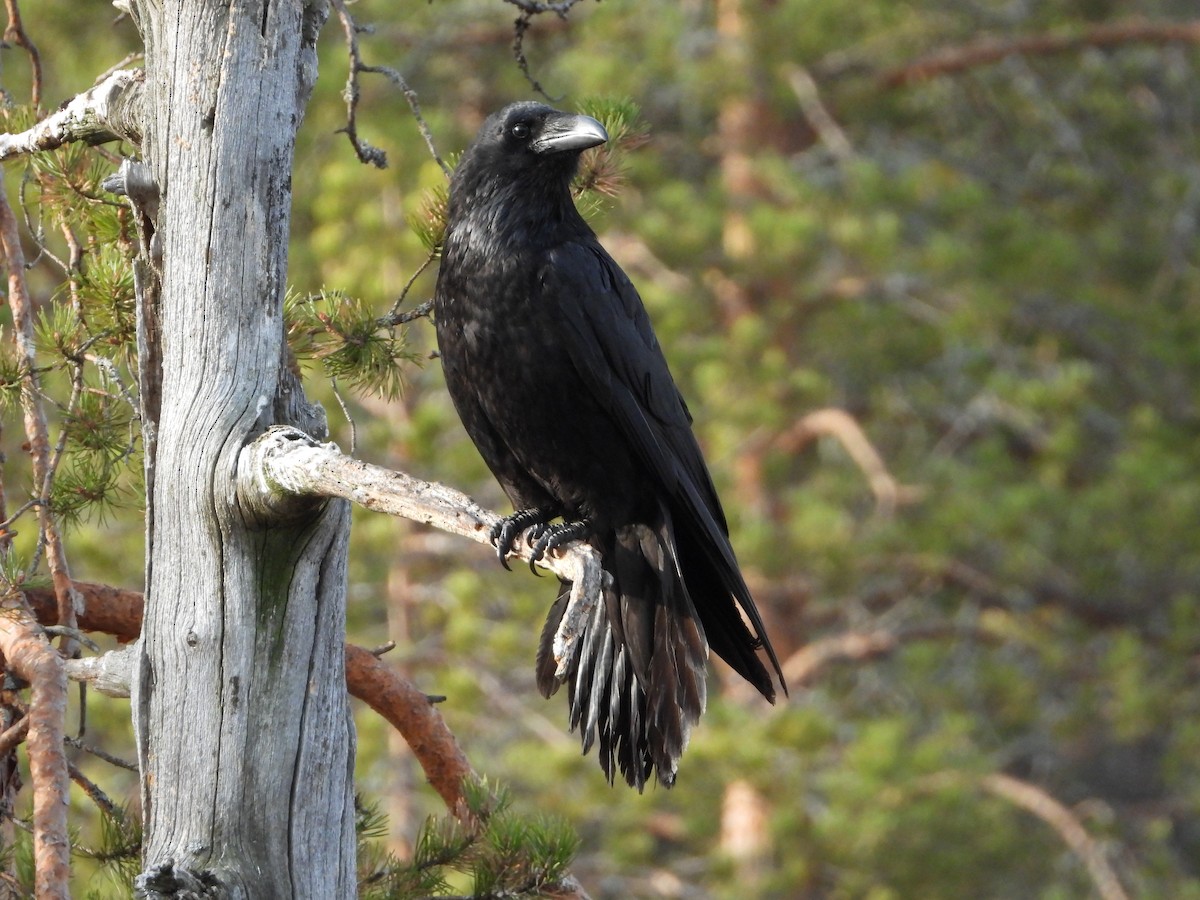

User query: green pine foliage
[358,781,579,899]
[285,288,419,401]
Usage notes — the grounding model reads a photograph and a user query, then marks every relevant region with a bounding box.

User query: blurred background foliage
[0,0,1198,896]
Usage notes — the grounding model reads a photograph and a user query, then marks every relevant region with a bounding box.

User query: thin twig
[501,0,588,12]
[66,761,124,825]
[329,0,387,168]
[780,623,998,687]
[361,64,450,176]
[93,51,144,86]
[3,0,41,110]
[384,250,436,321]
[329,378,357,455]
[381,297,432,328]
[64,735,137,773]
[782,64,854,164]
[0,498,40,535]
[328,0,449,174]
[502,0,591,99]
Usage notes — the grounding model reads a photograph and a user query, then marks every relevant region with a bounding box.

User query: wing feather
[539,242,784,691]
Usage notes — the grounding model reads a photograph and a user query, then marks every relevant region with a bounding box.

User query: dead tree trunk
[127,1,355,895]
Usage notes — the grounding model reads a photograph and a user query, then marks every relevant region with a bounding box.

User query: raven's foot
[529,519,592,573]
[490,507,556,571]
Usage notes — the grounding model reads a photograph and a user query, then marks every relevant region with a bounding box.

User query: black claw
[528,519,591,573]
[490,507,556,569]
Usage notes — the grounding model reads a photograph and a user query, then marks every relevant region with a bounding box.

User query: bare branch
[782,64,854,164]
[238,426,606,683]
[0,68,143,161]
[3,0,41,109]
[501,0,588,13]
[64,735,137,773]
[328,0,449,174]
[981,773,1129,900]
[773,408,923,515]
[882,18,1200,89]
[329,0,386,169]
[384,256,436,322]
[501,0,591,99]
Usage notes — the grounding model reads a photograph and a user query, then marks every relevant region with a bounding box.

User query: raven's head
[455,102,609,192]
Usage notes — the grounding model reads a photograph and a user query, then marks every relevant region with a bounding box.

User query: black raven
[434,102,784,789]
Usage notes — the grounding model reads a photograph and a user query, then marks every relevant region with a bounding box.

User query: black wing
[538,240,785,696]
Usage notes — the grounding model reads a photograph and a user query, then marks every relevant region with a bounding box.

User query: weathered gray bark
[127,1,354,896]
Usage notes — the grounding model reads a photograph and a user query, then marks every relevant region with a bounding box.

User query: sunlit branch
[238,426,606,686]
[0,69,142,161]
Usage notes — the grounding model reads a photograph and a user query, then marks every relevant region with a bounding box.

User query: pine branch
[3,0,42,109]
[882,18,1200,88]
[26,581,480,823]
[0,605,68,899]
[344,645,476,818]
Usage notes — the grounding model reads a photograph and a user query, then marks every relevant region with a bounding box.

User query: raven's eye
[510,123,531,140]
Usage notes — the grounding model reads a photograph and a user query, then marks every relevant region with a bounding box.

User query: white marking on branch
[0,69,144,161]
[239,426,604,682]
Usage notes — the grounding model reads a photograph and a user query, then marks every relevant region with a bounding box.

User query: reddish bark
[0,608,69,899]
[28,581,478,818]
[883,18,1200,88]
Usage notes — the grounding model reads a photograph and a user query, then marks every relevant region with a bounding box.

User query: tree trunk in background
[129,2,355,895]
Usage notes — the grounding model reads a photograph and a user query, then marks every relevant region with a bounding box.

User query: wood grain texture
[130,1,351,896]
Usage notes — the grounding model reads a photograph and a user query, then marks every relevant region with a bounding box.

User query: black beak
[532,113,609,155]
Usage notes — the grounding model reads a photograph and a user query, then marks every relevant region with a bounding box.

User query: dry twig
[780,623,997,686]
[3,0,41,109]
[741,408,923,520]
[329,0,448,174]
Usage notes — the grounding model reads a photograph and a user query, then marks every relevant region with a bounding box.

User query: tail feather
[673,520,781,703]
[535,508,710,789]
